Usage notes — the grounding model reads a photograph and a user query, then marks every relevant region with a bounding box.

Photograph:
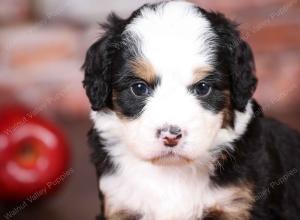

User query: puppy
[82,1,300,219]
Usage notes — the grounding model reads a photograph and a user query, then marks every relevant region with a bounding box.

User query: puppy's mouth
[150,152,192,166]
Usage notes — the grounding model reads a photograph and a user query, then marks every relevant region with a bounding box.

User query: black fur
[88,128,115,177]
[82,14,125,111]
[83,2,300,220]
[189,72,229,113]
[199,9,257,112]
[212,115,300,220]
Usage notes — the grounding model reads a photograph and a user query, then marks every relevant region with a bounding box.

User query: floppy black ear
[82,14,123,111]
[198,10,257,112]
[82,36,111,111]
[231,40,257,112]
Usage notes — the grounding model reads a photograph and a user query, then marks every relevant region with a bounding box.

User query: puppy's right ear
[82,14,123,111]
[82,36,111,111]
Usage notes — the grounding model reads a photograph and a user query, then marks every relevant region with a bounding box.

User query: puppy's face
[84,1,257,167]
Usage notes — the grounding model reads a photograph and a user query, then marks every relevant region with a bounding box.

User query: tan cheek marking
[192,66,212,84]
[111,90,130,121]
[111,90,122,118]
[204,183,254,220]
[130,59,157,84]
[222,90,234,128]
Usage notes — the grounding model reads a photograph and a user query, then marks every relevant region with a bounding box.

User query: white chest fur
[100,158,246,220]
[93,102,254,219]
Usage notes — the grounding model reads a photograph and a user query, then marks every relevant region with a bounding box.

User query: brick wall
[0,0,299,127]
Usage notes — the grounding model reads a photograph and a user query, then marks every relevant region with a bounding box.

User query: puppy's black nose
[157,125,182,147]
[169,125,182,136]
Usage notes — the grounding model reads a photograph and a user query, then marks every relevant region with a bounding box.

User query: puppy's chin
[149,152,193,166]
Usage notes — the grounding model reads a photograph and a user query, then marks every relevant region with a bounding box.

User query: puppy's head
[83,1,257,167]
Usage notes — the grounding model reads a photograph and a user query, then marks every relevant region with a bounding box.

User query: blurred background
[0,0,299,219]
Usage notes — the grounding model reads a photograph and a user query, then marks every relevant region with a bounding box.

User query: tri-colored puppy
[83,1,300,219]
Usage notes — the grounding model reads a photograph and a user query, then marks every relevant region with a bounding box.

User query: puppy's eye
[194,82,211,96]
[131,83,150,96]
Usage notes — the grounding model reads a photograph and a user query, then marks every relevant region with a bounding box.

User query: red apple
[0,106,70,201]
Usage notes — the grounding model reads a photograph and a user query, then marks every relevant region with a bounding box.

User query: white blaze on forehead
[125,1,216,85]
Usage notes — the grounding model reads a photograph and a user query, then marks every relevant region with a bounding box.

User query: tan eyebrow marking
[192,66,212,84]
[130,59,157,84]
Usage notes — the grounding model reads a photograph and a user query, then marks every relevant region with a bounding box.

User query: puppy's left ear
[82,36,111,111]
[230,39,257,112]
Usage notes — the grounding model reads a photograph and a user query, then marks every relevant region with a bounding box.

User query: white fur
[90,1,254,219]
[119,0,221,166]
[125,0,216,85]
[91,101,253,219]
[212,101,254,153]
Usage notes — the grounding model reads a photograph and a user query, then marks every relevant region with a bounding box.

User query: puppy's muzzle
[156,125,182,147]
